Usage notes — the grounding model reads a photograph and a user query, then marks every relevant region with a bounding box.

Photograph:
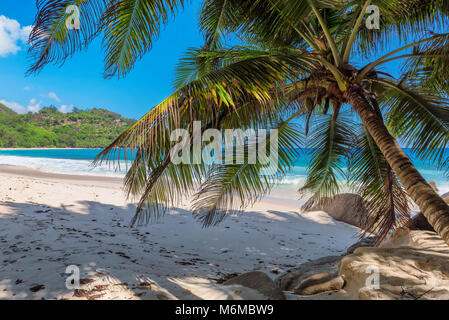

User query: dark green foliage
[0,105,135,148]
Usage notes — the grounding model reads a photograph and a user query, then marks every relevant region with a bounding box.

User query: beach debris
[139,281,156,290]
[270,268,280,274]
[133,292,145,298]
[73,289,89,297]
[79,278,95,285]
[30,284,45,292]
[213,273,240,284]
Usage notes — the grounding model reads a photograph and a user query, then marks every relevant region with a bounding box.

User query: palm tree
[28,0,449,244]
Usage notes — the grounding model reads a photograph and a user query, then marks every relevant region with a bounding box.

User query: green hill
[0,103,16,115]
[0,106,136,148]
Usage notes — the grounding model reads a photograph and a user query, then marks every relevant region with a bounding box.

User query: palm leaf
[349,0,449,58]
[404,32,449,95]
[199,0,236,49]
[300,112,356,209]
[350,125,411,244]
[101,0,184,78]
[95,46,311,167]
[27,0,107,74]
[192,119,303,226]
[373,78,449,168]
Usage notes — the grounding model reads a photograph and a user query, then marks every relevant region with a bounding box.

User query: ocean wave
[0,155,128,177]
[276,176,307,186]
[1,151,449,195]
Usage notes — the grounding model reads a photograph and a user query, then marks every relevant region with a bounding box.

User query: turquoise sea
[0,148,448,193]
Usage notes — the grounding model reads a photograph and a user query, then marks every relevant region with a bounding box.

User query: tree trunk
[345,86,449,244]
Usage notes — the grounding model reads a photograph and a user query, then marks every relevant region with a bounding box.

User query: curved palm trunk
[345,86,449,244]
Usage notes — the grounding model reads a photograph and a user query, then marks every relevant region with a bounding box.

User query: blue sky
[0,0,203,119]
[0,1,414,120]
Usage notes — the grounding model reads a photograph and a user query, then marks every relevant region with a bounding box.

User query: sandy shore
[0,166,360,300]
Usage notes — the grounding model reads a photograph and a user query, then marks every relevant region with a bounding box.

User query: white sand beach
[0,166,361,300]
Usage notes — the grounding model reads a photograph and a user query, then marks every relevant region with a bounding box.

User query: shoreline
[0,164,302,205]
[0,165,123,185]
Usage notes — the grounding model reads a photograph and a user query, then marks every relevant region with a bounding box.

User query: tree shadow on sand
[0,200,359,300]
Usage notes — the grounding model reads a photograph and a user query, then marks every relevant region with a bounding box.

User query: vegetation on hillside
[0,103,135,148]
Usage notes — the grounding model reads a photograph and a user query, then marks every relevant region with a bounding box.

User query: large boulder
[277,231,449,299]
[308,193,367,228]
[339,231,449,300]
[224,271,286,300]
[441,191,449,203]
[275,255,342,295]
[276,237,376,296]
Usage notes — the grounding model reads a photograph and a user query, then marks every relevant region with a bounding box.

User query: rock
[381,227,412,248]
[276,237,376,296]
[345,237,377,254]
[298,275,345,296]
[308,193,367,228]
[339,231,449,300]
[279,231,449,299]
[224,271,286,300]
[440,192,449,203]
[276,255,342,295]
[410,213,435,232]
[428,180,438,191]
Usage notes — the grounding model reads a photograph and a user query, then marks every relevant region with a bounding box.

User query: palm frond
[27,0,107,74]
[95,46,311,168]
[403,32,449,95]
[123,148,148,198]
[192,120,303,226]
[101,0,184,78]
[350,125,411,244]
[350,0,449,58]
[199,0,237,49]
[300,112,356,209]
[373,78,449,168]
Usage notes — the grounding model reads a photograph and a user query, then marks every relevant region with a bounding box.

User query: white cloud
[23,86,31,91]
[0,99,26,113]
[41,91,61,103]
[0,15,32,57]
[27,99,41,113]
[0,98,41,113]
[59,104,73,113]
